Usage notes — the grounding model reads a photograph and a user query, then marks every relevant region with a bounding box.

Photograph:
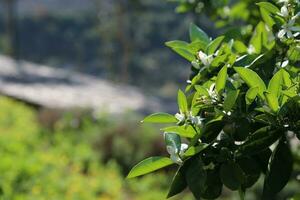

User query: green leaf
[200,117,224,143]
[200,168,223,199]
[234,67,266,99]
[260,7,275,27]
[183,143,209,157]
[165,40,190,49]
[220,162,244,191]
[178,89,189,114]
[234,54,264,68]
[189,23,210,45]
[256,2,280,14]
[236,127,282,157]
[172,47,195,62]
[268,69,283,98]
[164,132,181,152]
[162,126,196,138]
[185,156,207,199]
[206,36,225,55]
[233,40,248,53]
[216,66,227,94]
[142,112,177,123]
[246,87,258,105]
[264,92,279,113]
[223,89,240,111]
[195,85,209,96]
[167,166,187,198]
[127,157,174,178]
[238,157,261,188]
[263,139,293,198]
[249,22,263,54]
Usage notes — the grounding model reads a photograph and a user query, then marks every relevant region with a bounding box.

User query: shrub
[128,1,300,199]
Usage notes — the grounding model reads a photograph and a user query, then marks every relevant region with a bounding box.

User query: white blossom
[207,83,218,101]
[189,114,205,126]
[247,45,256,54]
[198,51,214,66]
[277,14,300,39]
[175,113,185,124]
[281,60,289,68]
[279,5,289,18]
[166,143,188,165]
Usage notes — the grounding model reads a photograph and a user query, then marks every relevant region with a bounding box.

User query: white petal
[290,26,300,32]
[277,29,286,38]
[166,146,177,155]
[180,143,189,152]
[281,6,289,17]
[198,51,207,61]
[281,60,289,68]
[175,113,185,122]
[170,154,183,165]
[287,30,294,38]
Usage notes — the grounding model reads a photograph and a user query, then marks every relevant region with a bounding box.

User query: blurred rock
[0,55,163,114]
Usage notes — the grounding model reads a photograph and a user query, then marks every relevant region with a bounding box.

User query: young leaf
[234,67,266,99]
[127,157,174,178]
[268,70,282,98]
[206,36,225,55]
[164,132,181,152]
[167,166,187,198]
[220,162,245,191]
[249,22,263,54]
[216,66,227,95]
[246,87,258,105]
[223,89,239,111]
[263,139,293,198]
[165,40,190,49]
[162,126,196,138]
[142,113,178,123]
[178,90,189,114]
[233,40,248,53]
[264,92,279,113]
[256,2,280,14]
[260,7,275,27]
[183,143,209,157]
[172,47,195,62]
[189,23,210,45]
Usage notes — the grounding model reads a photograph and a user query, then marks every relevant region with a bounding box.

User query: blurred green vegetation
[0,96,194,200]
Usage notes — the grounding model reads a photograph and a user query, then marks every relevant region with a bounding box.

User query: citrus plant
[128,0,299,199]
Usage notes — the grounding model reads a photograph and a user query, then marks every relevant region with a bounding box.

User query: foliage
[0,96,194,200]
[128,0,300,199]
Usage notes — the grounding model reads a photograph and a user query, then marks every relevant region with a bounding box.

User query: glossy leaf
[162,126,196,138]
[189,23,210,45]
[178,90,189,114]
[256,2,280,14]
[207,36,225,54]
[234,67,266,99]
[185,156,207,199]
[216,66,227,95]
[142,112,178,123]
[264,92,279,113]
[127,157,173,178]
[183,143,209,157]
[236,126,282,157]
[167,166,187,198]
[268,70,282,98]
[164,132,181,152]
[172,47,195,62]
[263,139,293,198]
[246,87,258,105]
[220,162,244,191]
[223,89,239,111]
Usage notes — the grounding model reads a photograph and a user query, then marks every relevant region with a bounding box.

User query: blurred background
[0,0,299,200]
